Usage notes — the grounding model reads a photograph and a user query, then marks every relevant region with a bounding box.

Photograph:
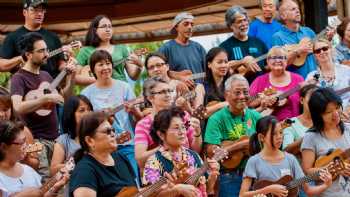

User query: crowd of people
[1,0,350,196]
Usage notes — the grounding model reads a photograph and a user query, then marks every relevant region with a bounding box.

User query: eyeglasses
[97,24,113,29]
[151,89,174,95]
[267,56,287,61]
[313,46,329,54]
[33,48,48,54]
[147,62,167,71]
[99,127,115,136]
[28,7,46,14]
[168,125,187,132]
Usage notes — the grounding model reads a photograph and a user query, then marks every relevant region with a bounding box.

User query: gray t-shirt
[56,134,80,159]
[158,40,206,78]
[244,152,304,183]
[301,126,350,197]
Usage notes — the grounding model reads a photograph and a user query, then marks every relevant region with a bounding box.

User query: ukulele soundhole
[43,88,51,94]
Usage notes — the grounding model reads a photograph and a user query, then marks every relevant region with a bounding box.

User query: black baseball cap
[23,0,48,9]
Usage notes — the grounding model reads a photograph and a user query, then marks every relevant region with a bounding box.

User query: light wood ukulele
[80,48,148,77]
[220,119,293,169]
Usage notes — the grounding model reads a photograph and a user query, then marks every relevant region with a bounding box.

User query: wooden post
[303,0,328,33]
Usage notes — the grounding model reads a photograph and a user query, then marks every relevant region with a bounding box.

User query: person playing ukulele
[239,116,332,197]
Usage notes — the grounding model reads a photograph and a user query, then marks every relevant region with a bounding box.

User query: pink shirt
[249,72,304,121]
[135,112,194,150]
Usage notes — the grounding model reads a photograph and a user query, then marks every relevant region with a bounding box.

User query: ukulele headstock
[212,147,228,162]
[116,131,132,145]
[191,105,207,120]
[133,48,149,56]
[63,157,76,173]
[262,87,277,96]
[280,118,295,130]
[25,142,43,154]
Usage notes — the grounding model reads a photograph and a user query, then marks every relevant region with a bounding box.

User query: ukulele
[24,142,43,154]
[24,58,76,116]
[80,48,148,78]
[11,40,81,74]
[252,160,344,197]
[101,96,145,117]
[220,119,293,169]
[40,157,75,194]
[315,147,350,170]
[116,160,190,197]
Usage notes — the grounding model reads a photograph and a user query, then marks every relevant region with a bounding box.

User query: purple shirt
[10,69,59,140]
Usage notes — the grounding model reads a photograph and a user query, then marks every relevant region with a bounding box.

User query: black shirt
[0,26,64,78]
[219,36,268,83]
[69,151,137,197]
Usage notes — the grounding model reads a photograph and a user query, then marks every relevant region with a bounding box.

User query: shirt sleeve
[300,132,316,152]
[125,83,136,100]
[142,154,162,186]
[69,163,99,194]
[204,115,223,145]
[289,154,305,179]
[243,156,258,179]
[0,34,16,58]
[10,74,25,96]
[76,47,90,66]
[249,76,262,96]
[134,119,150,146]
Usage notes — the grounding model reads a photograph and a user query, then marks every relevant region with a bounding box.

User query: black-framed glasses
[313,46,329,54]
[99,127,115,136]
[28,7,47,14]
[151,89,174,95]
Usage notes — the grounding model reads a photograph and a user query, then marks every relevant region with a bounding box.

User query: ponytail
[249,133,261,155]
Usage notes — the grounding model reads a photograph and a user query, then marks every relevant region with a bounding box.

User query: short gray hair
[258,0,279,8]
[225,5,248,28]
[224,74,249,91]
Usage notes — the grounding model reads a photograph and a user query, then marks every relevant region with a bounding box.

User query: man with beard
[158,12,206,83]
[272,0,316,78]
[0,0,65,78]
[219,6,268,84]
[204,74,261,197]
[248,0,282,49]
[10,32,76,181]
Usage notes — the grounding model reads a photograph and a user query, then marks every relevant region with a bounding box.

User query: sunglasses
[313,46,329,54]
[99,127,115,136]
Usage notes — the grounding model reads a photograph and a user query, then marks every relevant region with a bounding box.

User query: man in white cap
[158,12,206,84]
[0,0,65,78]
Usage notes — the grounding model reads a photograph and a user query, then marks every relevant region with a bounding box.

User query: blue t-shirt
[272,25,317,78]
[248,18,282,49]
[158,39,206,76]
[81,80,136,143]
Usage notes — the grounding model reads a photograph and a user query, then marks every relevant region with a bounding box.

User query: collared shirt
[334,42,350,64]
[272,25,317,78]
[249,18,283,49]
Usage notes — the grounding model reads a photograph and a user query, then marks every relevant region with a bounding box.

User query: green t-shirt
[205,106,261,171]
[76,45,129,81]
[204,106,261,145]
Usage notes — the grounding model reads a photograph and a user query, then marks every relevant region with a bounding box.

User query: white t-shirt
[0,163,41,195]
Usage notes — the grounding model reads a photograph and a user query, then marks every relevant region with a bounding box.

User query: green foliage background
[0,41,163,95]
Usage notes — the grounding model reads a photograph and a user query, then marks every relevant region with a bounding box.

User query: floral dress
[142,146,208,196]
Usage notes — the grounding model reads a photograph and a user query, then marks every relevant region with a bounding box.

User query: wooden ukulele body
[253,175,298,197]
[314,148,345,168]
[221,136,250,169]
[25,81,58,116]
